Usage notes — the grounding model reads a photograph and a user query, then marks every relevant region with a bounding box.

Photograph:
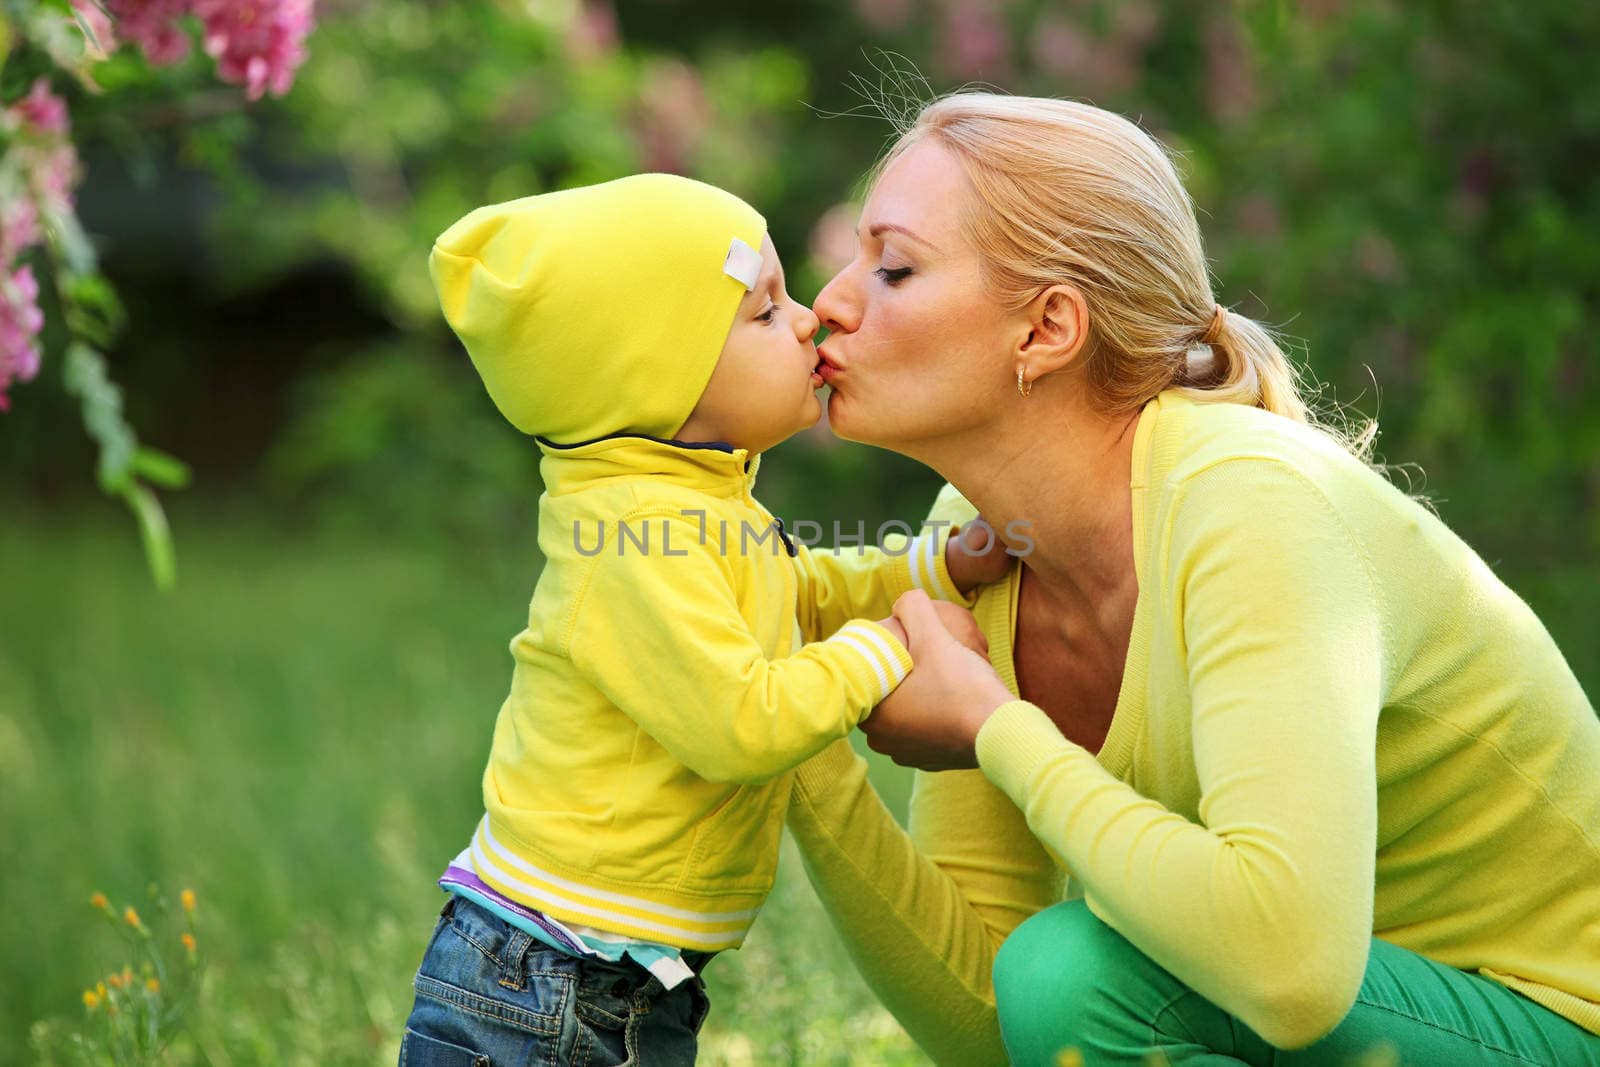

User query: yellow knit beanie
[428,174,767,444]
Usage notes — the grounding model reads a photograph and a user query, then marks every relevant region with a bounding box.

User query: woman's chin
[824,389,870,444]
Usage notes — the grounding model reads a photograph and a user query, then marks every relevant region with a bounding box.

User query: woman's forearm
[787,738,1057,1065]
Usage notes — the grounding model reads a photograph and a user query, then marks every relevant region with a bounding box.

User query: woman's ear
[1015,284,1089,377]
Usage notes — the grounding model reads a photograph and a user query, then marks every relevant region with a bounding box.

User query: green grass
[0,503,927,1065]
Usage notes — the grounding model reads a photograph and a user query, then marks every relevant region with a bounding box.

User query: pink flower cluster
[1,80,81,412]
[0,266,45,412]
[102,0,316,101]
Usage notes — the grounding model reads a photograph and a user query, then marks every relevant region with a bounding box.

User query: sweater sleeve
[776,508,974,644]
[564,514,914,786]
[974,458,1385,1050]
[787,739,1059,1066]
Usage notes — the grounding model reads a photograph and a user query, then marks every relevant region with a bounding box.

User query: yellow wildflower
[180,888,196,914]
[89,892,109,911]
[107,973,124,990]
[82,989,100,1010]
[96,981,106,999]
[181,932,197,953]
[1056,1050,1085,1067]
[146,977,160,994]
[123,906,142,929]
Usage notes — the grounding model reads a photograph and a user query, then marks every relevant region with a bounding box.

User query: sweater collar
[535,431,761,497]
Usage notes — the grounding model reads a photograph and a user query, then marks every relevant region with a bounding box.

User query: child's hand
[944,518,1012,595]
[931,600,988,656]
[876,601,987,658]
[859,590,1012,770]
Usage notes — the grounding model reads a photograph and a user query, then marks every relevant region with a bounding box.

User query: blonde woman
[789,94,1600,1065]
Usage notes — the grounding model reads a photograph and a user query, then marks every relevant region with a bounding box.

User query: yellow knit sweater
[789,390,1600,1061]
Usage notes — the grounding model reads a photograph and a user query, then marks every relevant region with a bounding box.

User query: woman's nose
[813,267,859,335]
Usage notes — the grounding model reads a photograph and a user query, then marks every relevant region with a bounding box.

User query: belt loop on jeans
[498,927,535,992]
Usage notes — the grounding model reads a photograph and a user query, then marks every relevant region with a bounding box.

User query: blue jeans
[994,899,1600,1066]
[400,896,712,1067]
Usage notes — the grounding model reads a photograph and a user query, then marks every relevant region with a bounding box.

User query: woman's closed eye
[875,266,913,285]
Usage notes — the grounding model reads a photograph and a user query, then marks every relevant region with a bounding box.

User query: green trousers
[992,900,1600,1066]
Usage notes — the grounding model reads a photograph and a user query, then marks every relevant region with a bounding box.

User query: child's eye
[757,303,779,322]
[875,266,913,285]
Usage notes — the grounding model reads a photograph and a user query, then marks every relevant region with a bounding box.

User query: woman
[788,93,1600,1066]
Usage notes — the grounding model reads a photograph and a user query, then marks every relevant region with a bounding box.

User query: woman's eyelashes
[875,265,913,285]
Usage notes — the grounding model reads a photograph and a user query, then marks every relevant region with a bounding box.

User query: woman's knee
[993,900,1142,1062]
[995,900,1127,994]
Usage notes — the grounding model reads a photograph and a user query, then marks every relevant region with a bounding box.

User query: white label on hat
[723,236,762,291]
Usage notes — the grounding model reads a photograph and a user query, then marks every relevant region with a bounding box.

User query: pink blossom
[1204,15,1258,124]
[0,197,41,265]
[33,145,82,216]
[938,0,1011,81]
[808,203,860,276]
[1030,17,1135,97]
[1110,0,1161,48]
[4,80,82,218]
[105,0,194,67]
[1030,17,1091,79]
[0,266,45,414]
[1236,194,1282,240]
[852,0,915,32]
[13,78,70,136]
[71,0,120,59]
[191,0,316,101]
[1356,231,1402,282]
[635,60,710,173]
[567,1,618,63]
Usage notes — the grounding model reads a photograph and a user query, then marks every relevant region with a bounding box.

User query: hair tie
[1201,304,1226,345]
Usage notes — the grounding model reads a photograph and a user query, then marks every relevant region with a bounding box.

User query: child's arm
[562,513,914,785]
[785,512,1011,643]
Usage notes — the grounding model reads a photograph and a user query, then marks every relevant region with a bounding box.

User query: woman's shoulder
[1159,394,1390,507]
[1148,395,1455,580]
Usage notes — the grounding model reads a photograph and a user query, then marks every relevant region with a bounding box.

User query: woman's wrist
[963,680,1015,747]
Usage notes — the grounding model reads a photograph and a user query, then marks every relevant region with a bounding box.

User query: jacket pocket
[680,776,788,893]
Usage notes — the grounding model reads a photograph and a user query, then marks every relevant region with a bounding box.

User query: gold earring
[1017,369,1033,398]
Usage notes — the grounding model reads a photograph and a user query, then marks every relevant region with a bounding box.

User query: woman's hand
[861,590,1015,771]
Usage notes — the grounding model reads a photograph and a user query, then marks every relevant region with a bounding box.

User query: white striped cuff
[905,527,968,604]
[827,619,913,701]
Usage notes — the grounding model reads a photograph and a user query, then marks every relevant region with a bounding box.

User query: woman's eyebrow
[867,222,939,252]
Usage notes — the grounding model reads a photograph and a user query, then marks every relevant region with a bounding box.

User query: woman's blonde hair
[872,92,1375,458]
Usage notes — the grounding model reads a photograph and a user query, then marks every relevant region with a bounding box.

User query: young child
[401,174,1005,1067]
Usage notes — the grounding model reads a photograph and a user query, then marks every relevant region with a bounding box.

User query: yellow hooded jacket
[429,173,974,949]
[463,433,973,950]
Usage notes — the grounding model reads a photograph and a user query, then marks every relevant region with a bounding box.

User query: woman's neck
[917,385,1145,612]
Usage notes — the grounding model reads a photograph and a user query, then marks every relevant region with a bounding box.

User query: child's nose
[796,302,821,342]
